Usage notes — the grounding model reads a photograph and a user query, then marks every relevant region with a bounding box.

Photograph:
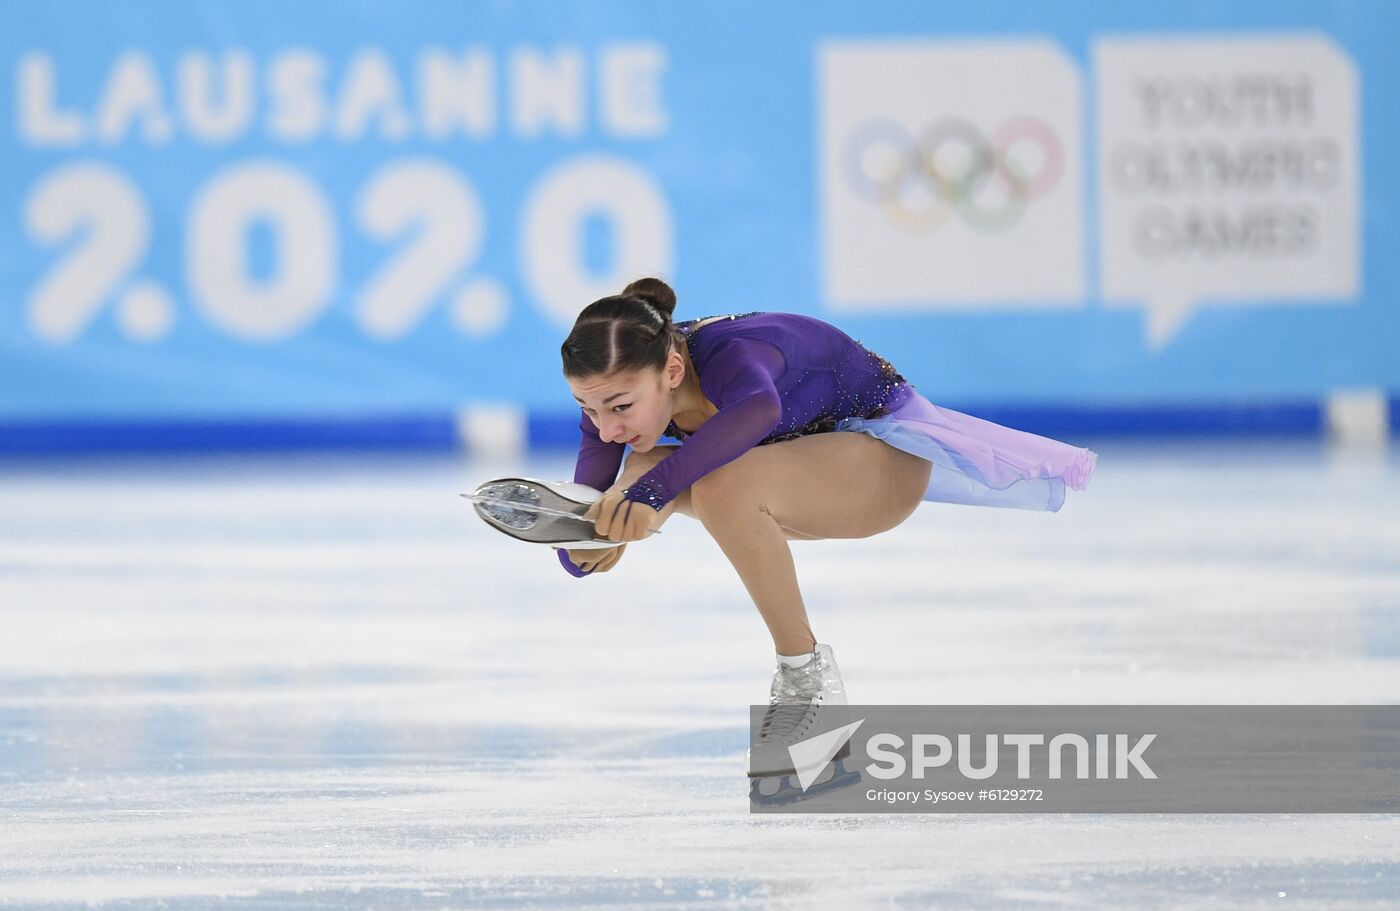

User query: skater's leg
[689,433,932,654]
[607,445,818,541]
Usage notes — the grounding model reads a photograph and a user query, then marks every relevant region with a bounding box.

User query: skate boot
[747,643,862,806]
[462,477,618,549]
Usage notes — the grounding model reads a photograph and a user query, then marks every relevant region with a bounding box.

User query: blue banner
[2,1,1396,423]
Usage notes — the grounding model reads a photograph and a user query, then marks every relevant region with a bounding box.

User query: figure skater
[469,277,1097,798]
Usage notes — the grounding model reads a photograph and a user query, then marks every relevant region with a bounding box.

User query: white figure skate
[747,643,862,805]
[463,477,624,549]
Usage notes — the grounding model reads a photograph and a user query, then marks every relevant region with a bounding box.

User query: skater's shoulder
[674,310,765,337]
[679,311,837,348]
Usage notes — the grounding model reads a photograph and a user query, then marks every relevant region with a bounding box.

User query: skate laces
[757,702,818,742]
[757,658,827,742]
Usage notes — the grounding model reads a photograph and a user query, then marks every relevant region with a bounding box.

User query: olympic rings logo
[842,116,1065,234]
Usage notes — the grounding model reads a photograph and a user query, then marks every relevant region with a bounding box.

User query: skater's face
[569,357,681,450]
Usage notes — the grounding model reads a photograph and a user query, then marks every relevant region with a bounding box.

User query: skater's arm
[558,412,626,577]
[621,338,786,511]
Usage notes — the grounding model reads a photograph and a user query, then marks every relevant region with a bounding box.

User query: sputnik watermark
[865,732,1157,780]
[787,719,865,791]
[748,706,1400,813]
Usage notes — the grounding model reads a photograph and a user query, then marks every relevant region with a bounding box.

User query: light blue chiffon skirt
[833,385,1098,512]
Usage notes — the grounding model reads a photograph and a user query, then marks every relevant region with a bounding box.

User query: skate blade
[464,480,600,546]
[463,481,662,546]
[460,491,592,523]
[749,758,862,807]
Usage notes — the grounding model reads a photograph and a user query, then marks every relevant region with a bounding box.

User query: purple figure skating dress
[559,311,1097,577]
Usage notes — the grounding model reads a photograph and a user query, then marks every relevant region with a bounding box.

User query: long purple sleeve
[556,410,625,578]
[620,338,786,511]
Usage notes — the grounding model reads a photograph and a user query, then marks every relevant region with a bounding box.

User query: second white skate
[747,643,863,806]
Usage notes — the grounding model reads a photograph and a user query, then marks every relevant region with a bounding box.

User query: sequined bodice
[664,311,907,445]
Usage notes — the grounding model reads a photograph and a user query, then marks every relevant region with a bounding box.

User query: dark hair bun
[622,277,677,319]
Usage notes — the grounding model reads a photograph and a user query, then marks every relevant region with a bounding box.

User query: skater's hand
[585,491,662,543]
[565,543,626,574]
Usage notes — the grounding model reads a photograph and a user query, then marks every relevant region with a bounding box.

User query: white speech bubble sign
[819,39,1085,310]
[1096,33,1360,350]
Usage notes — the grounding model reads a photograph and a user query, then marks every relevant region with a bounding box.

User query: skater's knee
[670,486,697,520]
[613,444,680,492]
[621,443,679,476]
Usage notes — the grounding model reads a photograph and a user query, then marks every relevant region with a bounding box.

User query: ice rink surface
[1,437,1398,909]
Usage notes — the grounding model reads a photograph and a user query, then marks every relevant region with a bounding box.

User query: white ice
[1,438,1397,908]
